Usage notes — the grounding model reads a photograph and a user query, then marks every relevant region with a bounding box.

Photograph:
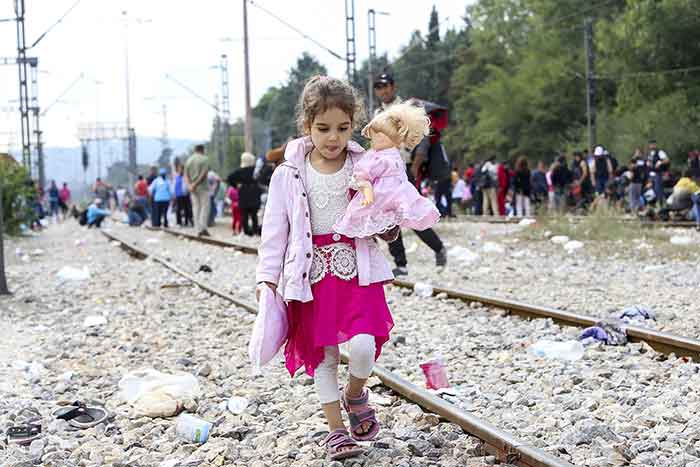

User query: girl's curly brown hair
[296,75,366,134]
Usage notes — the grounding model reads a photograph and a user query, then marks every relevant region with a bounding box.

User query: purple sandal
[322,429,365,460]
[341,387,380,441]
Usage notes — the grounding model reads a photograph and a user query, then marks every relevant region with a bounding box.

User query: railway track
[103,229,574,467]
[150,226,700,361]
[458,214,698,229]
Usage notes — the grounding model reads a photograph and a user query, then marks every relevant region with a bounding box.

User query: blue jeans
[595,176,608,195]
[49,200,59,217]
[654,173,665,204]
[208,196,217,226]
[692,193,700,228]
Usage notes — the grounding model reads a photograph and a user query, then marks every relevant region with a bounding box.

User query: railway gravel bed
[115,224,700,466]
[199,219,700,339]
[1,222,521,467]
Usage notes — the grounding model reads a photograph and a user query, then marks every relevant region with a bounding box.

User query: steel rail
[150,226,700,360]
[458,215,697,229]
[102,229,573,467]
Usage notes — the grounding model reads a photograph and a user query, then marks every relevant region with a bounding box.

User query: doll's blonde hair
[361,102,430,150]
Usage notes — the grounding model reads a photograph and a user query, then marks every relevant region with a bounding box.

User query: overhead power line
[598,65,700,80]
[30,0,84,49]
[247,0,344,61]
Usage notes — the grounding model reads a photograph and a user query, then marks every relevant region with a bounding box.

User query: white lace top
[305,156,353,234]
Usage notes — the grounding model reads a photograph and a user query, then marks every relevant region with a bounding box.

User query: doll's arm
[358,181,374,207]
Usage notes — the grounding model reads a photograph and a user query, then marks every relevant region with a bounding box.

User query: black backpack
[475,166,494,189]
[78,209,88,226]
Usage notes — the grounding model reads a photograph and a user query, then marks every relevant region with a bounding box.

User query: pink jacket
[255,136,394,303]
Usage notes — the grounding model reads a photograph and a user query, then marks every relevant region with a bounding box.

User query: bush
[0,160,34,235]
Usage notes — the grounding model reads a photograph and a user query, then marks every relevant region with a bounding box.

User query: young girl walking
[256,76,395,460]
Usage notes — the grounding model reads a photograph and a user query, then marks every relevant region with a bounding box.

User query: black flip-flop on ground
[52,401,108,429]
[6,424,41,445]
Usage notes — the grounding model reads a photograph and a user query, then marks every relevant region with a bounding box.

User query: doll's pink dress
[333,147,440,238]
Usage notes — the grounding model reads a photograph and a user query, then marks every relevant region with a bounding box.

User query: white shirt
[305,157,352,235]
[452,179,466,199]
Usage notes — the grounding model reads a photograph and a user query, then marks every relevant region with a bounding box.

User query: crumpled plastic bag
[413,282,434,298]
[529,340,584,361]
[551,235,570,244]
[482,242,505,254]
[448,246,479,264]
[83,315,107,327]
[617,305,656,322]
[563,240,584,253]
[249,286,288,374]
[118,369,200,417]
[670,236,693,246]
[56,266,90,281]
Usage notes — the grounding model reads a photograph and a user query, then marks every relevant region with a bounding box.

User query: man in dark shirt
[373,73,447,275]
[647,139,670,203]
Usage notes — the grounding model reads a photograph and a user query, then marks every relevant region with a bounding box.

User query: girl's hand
[255,282,277,302]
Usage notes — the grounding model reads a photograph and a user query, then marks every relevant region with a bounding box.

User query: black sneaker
[392,266,408,277]
[435,247,447,267]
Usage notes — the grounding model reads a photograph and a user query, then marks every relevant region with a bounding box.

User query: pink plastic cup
[420,359,450,390]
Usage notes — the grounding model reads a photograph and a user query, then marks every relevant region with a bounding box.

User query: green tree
[251,53,327,149]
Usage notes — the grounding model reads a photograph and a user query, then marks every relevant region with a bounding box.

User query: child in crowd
[226,184,241,234]
[256,76,396,460]
[332,102,440,237]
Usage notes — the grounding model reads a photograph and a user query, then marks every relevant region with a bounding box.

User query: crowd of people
[450,141,700,229]
[79,144,272,237]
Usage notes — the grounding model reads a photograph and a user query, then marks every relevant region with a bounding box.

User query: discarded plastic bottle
[175,413,212,444]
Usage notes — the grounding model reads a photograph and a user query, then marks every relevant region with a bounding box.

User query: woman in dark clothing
[227,152,261,236]
[572,151,593,211]
[513,155,532,217]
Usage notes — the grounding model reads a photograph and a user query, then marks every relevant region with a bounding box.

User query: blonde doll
[333,102,441,238]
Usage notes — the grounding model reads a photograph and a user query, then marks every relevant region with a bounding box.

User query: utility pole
[28,58,45,187]
[0,181,9,295]
[160,104,169,155]
[367,9,376,114]
[242,0,254,154]
[220,54,231,168]
[123,10,136,186]
[345,0,357,83]
[584,18,596,152]
[15,0,31,172]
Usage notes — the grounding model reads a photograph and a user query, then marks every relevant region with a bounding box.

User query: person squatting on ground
[256,76,398,460]
[184,144,211,237]
[149,168,173,228]
[86,198,110,228]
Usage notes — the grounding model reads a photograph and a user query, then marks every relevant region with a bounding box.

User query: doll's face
[369,129,395,151]
[306,107,352,160]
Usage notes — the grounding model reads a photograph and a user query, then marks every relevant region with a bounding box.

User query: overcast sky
[0,0,469,151]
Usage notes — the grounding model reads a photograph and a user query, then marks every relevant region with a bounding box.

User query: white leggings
[315,334,376,404]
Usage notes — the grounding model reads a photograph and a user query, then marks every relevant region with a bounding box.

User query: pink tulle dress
[333,148,440,238]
